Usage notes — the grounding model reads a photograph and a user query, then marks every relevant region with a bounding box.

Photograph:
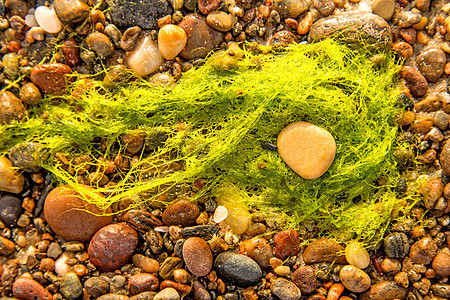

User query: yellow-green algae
[1,39,412,244]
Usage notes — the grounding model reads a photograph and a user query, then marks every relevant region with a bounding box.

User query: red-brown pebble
[303,238,347,264]
[162,199,200,226]
[273,229,300,260]
[291,265,318,294]
[409,237,438,264]
[128,273,159,295]
[88,223,139,272]
[392,41,413,59]
[400,66,428,98]
[182,237,213,277]
[432,252,450,277]
[0,236,15,255]
[13,277,54,300]
[43,185,113,242]
[61,38,81,67]
[160,280,191,294]
[327,283,344,300]
[440,141,450,176]
[0,91,27,125]
[30,63,73,95]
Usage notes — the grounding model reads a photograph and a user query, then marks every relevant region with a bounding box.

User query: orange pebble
[327,283,345,300]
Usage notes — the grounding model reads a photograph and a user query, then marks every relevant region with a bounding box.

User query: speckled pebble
[20,82,42,105]
[372,0,395,20]
[182,237,213,277]
[162,199,200,226]
[273,229,300,260]
[30,63,73,95]
[53,0,90,24]
[128,273,159,295]
[303,238,346,264]
[0,157,24,194]
[120,26,141,52]
[291,265,317,294]
[154,288,180,300]
[400,66,428,98]
[383,232,410,259]
[270,278,301,300]
[86,32,115,58]
[0,91,27,125]
[13,277,54,300]
[60,272,82,299]
[84,277,111,299]
[432,252,450,277]
[409,237,437,264]
[339,265,371,293]
[416,48,447,83]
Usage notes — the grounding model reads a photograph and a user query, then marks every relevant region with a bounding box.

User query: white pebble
[154,226,170,233]
[55,252,74,276]
[25,14,38,27]
[126,35,164,77]
[214,205,228,223]
[34,6,62,34]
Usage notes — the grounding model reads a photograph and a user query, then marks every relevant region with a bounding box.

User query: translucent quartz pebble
[34,6,62,34]
[213,205,228,223]
[277,121,336,179]
[345,241,370,269]
[158,24,187,60]
[126,35,165,77]
[25,14,39,27]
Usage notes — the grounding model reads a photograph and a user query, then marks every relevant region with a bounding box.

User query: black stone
[383,232,410,259]
[107,0,173,29]
[182,225,218,240]
[0,195,23,227]
[214,252,262,286]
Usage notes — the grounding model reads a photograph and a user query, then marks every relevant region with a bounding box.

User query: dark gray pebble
[384,232,410,259]
[182,225,218,240]
[0,195,23,227]
[214,252,262,286]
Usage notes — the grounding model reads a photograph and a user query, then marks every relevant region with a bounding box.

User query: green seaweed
[1,39,410,243]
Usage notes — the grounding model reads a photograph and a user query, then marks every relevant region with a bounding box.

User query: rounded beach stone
[273,229,300,260]
[0,156,24,194]
[372,0,395,21]
[34,5,62,34]
[158,24,187,60]
[345,241,370,269]
[339,265,371,293]
[20,82,42,105]
[400,66,428,98]
[43,185,113,242]
[303,238,347,264]
[162,199,200,226]
[53,0,90,24]
[416,48,447,83]
[0,195,23,227]
[88,223,139,272]
[128,273,159,295]
[0,91,27,125]
[432,252,450,277]
[214,252,262,286]
[383,232,409,259]
[13,277,54,300]
[84,277,110,298]
[206,11,235,32]
[277,122,336,179]
[360,281,407,300]
[30,63,73,95]
[60,272,83,299]
[126,35,165,77]
[182,237,213,277]
[86,32,115,58]
[291,265,317,294]
[270,277,302,300]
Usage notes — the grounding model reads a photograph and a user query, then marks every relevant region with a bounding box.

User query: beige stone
[0,156,24,194]
[372,0,396,21]
[126,35,165,77]
[277,122,336,179]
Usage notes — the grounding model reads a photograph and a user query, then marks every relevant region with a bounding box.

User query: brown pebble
[313,0,335,16]
[420,179,443,209]
[0,236,15,255]
[183,237,213,277]
[0,91,27,124]
[409,237,438,264]
[192,281,211,300]
[440,141,450,176]
[13,277,54,300]
[30,63,73,95]
[88,223,139,272]
[416,48,447,82]
[327,283,344,300]
[303,238,346,264]
[410,116,433,134]
[273,229,300,260]
[0,156,25,194]
[160,280,191,294]
[400,66,428,98]
[380,258,401,274]
[419,149,436,164]
[120,26,141,52]
[339,265,371,293]
[162,199,200,226]
[392,41,413,59]
[396,111,415,126]
[132,254,160,273]
[39,258,55,272]
[270,30,298,45]
[400,28,416,44]
[128,273,159,295]
[360,281,407,300]
[416,30,429,44]
[61,38,81,67]
[53,0,90,24]
[291,265,317,294]
[432,252,450,277]
[297,12,313,35]
[43,185,113,242]
[198,0,220,15]
[415,95,441,112]
[86,32,115,58]
[372,0,395,20]
[20,82,42,105]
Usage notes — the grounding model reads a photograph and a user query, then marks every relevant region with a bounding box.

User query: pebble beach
[0,0,450,299]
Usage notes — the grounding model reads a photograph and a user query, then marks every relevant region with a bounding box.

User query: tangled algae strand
[0,39,409,243]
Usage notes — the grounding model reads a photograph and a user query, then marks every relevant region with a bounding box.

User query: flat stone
[107,0,172,29]
[0,156,24,194]
[432,252,450,277]
[383,232,409,259]
[120,26,142,52]
[30,63,73,95]
[43,185,113,242]
[182,237,213,277]
[400,66,428,98]
[88,223,139,272]
[162,199,200,226]
[13,277,54,300]
[270,278,301,300]
[60,272,82,299]
[431,284,450,298]
[53,0,90,24]
[303,238,347,264]
[34,6,62,34]
[0,195,23,227]
[360,281,407,300]
[339,265,371,293]
[181,225,218,240]
[372,0,395,20]
[126,35,165,77]
[416,48,447,83]
[308,13,392,48]
[291,265,317,294]
[420,179,443,209]
[178,14,224,60]
[214,252,262,286]
[277,122,336,179]
[9,142,49,172]
[0,91,27,125]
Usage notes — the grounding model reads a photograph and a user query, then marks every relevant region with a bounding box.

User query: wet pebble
[158,24,187,60]
[291,265,317,294]
[162,199,200,226]
[303,238,346,264]
[129,292,157,300]
[86,32,114,58]
[132,254,160,273]
[88,223,139,271]
[126,35,164,77]
[313,0,334,17]
[198,0,219,15]
[0,236,15,255]
[34,6,62,34]
[103,65,133,89]
[128,273,159,295]
[159,257,183,280]
[339,265,371,293]
[440,141,450,175]
[360,281,407,300]
[372,0,395,21]
[84,277,111,299]
[60,272,82,299]
[380,258,401,274]
[0,91,27,124]
[98,294,129,300]
[270,278,301,300]
[392,41,413,59]
[44,185,113,242]
[178,14,224,60]
[214,252,262,286]
[61,38,81,67]
[154,287,180,300]
[192,281,210,300]
[416,48,447,83]
[344,242,370,269]
[120,26,141,52]
[409,237,437,264]
[20,82,42,105]
[420,179,443,209]
[3,52,19,79]
[30,63,73,95]
[0,194,23,227]
[53,0,90,24]
[9,142,48,172]
[13,277,54,300]
[105,24,122,47]
[431,284,450,298]
[183,237,213,277]
[206,11,235,32]
[432,252,450,277]
[384,232,409,259]
[277,122,336,179]
[273,0,311,18]
[273,229,300,260]
[400,66,428,98]
[0,156,24,194]
[396,11,422,28]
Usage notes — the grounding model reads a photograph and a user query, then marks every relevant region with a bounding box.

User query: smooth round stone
[25,14,39,27]
[88,223,139,272]
[86,32,115,58]
[162,199,200,226]
[53,0,90,24]
[126,35,165,77]
[400,66,428,98]
[291,265,317,294]
[0,195,23,227]
[383,232,409,259]
[213,205,228,223]
[270,278,301,300]
[396,11,422,28]
[416,48,447,83]
[441,141,450,176]
[206,11,235,32]
[20,82,42,105]
[154,288,180,300]
[432,284,450,298]
[303,238,347,264]
[0,91,27,125]
[132,254,160,273]
[372,0,395,21]
[409,237,437,264]
[340,265,371,293]
[9,141,49,173]
[0,156,24,194]
[30,63,73,95]
[182,237,213,277]
[345,241,370,269]
[128,273,159,295]
[43,185,113,242]
[277,122,336,179]
[60,272,83,299]
[313,0,335,17]
[273,0,311,18]
[0,236,15,255]
[214,252,262,286]
[98,294,129,300]
[34,6,62,34]
[158,24,187,60]
[432,252,450,277]
[3,52,19,79]
[13,277,54,300]
[360,281,407,300]
[84,277,111,298]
